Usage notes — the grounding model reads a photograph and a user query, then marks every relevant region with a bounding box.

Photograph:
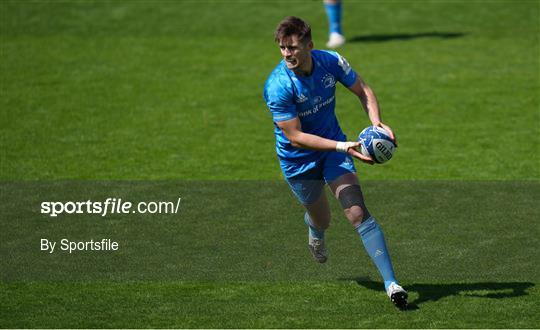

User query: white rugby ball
[357,126,396,164]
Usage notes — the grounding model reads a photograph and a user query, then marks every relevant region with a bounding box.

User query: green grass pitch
[1,0,539,328]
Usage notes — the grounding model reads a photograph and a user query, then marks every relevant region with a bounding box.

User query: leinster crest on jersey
[322,73,336,88]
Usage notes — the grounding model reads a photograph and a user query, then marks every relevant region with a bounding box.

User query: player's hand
[346,142,374,165]
[374,122,398,147]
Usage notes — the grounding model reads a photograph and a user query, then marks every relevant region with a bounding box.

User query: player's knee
[337,185,370,226]
[344,206,369,227]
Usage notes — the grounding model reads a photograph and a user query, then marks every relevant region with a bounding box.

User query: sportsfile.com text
[40,197,182,217]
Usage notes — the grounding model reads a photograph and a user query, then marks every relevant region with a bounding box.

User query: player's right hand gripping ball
[358,126,396,164]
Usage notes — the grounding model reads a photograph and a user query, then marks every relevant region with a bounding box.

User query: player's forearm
[360,86,383,125]
[288,131,341,152]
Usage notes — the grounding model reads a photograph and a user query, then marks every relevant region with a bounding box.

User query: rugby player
[263,16,408,309]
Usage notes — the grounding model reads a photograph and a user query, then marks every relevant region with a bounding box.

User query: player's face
[279,35,313,74]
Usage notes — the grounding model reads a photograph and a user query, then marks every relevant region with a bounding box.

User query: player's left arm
[347,76,398,146]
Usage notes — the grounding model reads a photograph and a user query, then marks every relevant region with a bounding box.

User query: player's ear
[307,40,314,50]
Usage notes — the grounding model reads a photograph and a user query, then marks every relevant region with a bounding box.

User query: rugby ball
[358,126,396,164]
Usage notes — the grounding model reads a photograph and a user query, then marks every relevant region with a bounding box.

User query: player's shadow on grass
[346,278,534,310]
[348,32,466,43]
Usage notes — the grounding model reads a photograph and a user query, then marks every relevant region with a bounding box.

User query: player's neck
[293,56,313,77]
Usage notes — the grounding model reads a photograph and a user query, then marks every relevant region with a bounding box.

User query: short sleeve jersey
[263,50,357,169]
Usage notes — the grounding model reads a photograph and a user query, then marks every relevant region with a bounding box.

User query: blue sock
[324,1,343,35]
[304,213,325,239]
[356,217,397,290]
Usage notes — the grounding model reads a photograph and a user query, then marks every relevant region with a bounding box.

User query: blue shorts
[284,151,356,205]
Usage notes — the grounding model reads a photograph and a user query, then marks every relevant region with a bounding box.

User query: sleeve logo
[338,55,351,74]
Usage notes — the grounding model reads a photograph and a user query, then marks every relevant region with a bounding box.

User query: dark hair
[274,16,312,44]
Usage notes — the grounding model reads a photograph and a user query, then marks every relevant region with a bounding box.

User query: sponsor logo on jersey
[296,93,308,103]
[298,95,335,117]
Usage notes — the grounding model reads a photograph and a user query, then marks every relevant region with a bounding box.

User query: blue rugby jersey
[263,50,357,177]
